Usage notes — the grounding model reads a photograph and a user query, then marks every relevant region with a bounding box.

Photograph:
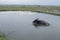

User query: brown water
[0,11,60,40]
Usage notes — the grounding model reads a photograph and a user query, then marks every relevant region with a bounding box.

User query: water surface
[0,11,60,40]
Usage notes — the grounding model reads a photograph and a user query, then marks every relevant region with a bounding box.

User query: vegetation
[0,33,7,40]
[0,5,60,16]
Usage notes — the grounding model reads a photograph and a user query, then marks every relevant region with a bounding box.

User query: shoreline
[0,10,60,16]
[0,6,60,16]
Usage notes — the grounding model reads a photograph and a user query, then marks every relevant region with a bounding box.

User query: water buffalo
[33,18,50,27]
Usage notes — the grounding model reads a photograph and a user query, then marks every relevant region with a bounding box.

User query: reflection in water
[33,23,49,28]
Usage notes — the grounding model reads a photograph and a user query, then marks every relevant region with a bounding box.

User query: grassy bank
[0,33,7,40]
[0,5,60,16]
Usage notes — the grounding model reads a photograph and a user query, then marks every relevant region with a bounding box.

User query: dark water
[0,11,60,40]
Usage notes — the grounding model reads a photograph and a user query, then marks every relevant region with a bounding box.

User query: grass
[0,33,7,40]
[0,5,60,16]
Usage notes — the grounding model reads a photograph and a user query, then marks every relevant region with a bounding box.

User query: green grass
[0,5,60,16]
[0,33,7,40]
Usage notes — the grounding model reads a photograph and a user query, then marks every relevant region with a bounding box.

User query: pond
[0,11,60,40]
